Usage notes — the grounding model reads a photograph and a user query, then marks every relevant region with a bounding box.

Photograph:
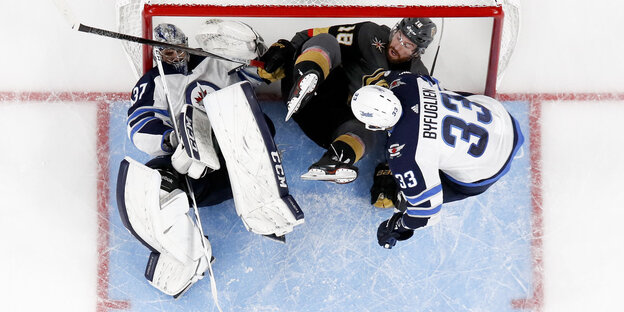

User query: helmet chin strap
[365,124,389,132]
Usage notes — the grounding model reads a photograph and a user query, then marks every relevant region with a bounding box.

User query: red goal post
[116,0,519,97]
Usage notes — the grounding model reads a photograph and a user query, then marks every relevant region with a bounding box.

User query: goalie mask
[351,85,402,131]
[154,23,190,72]
[195,19,267,62]
[393,18,437,56]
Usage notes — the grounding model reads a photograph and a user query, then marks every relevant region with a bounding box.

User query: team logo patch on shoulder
[186,80,220,106]
[371,37,386,53]
[388,143,405,159]
[389,79,406,89]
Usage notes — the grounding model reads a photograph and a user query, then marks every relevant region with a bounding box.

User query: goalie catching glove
[171,104,220,179]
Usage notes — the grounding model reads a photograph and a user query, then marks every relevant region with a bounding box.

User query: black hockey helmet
[395,18,437,55]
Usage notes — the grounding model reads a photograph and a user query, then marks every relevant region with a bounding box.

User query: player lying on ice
[347,71,524,249]
[256,18,437,187]
[116,20,304,298]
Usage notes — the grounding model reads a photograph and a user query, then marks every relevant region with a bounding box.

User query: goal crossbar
[140,4,504,96]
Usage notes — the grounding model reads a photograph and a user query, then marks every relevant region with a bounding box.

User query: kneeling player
[349,72,524,249]
[117,21,303,297]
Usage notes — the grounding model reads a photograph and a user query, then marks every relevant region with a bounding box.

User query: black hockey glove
[257,39,296,82]
[377,212,414,249]
[370,162,399,208]
[259,39,296,72]
[162,130,179,153]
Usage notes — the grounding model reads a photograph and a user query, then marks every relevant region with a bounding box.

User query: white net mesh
[497,0,520,86]
[116,0,519,93]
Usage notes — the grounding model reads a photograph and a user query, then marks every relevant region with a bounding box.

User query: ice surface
[106,99,533,311]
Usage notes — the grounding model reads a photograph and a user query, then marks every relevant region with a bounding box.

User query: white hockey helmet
[351,85,402,131]
[195,19,267,62]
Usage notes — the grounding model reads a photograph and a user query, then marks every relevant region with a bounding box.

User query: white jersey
[127,54,263,156]
[385,73,523,224]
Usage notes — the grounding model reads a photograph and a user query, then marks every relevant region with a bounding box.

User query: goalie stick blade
[263,234,286,244]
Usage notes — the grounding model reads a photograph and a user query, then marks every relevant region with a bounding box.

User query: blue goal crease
[106,100,533,312]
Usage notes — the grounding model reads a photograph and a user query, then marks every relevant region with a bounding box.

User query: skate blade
[284,98,303,122]
[284,74,318,122]
[300,168,357,184]
[263,233,286,243]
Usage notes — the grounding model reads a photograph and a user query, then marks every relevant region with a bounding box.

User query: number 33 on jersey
[385,73,524,218]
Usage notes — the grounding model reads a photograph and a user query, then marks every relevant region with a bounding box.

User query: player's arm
[256,26,322,80]
[290,22,359,51]
[127,72,176,156]
[258,22,363,81]
[377,159,443,249]
[395,162,444,229]
[328,22,373,60]
[377,189,443,249]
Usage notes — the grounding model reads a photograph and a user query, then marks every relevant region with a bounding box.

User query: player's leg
[284,33,342,120]
[301,119,383,184]
[284,66,351,148]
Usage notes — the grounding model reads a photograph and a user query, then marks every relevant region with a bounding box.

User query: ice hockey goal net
[116,0,519,96]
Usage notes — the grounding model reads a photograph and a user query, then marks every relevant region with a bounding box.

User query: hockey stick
[52,0,264,69]
[154,51,223,312]
[429,18,445,76]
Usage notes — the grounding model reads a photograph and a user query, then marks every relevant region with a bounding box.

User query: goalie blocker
[171,103,220,179]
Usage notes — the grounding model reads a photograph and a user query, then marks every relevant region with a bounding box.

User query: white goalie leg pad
[200,82,305,236]
[117,157,211,264]
[171,104,220,179]
[144,242,211,298]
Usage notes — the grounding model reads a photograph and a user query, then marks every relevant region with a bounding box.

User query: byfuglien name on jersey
[421,87,439,139]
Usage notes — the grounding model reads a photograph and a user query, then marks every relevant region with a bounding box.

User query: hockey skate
[284,70,319,121]
[301,150,358,184]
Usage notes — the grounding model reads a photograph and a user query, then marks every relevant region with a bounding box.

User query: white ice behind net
[116,0,519,90]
